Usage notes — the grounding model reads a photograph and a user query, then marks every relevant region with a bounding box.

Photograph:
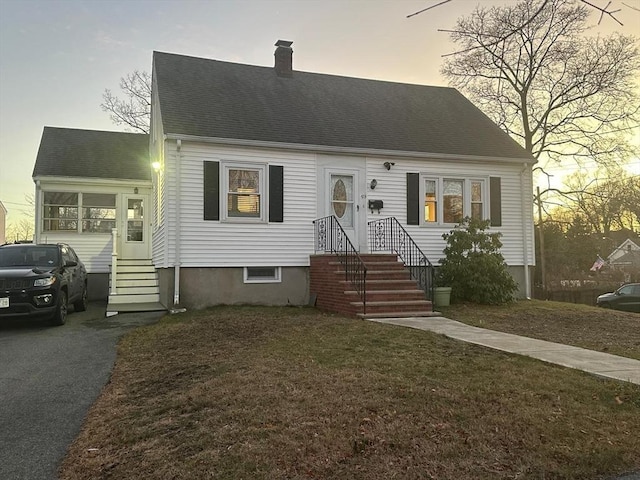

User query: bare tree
[440,0,639,178]
[5,218,34,243]
[562,168,637,234]
[620,174,640,230]
[410,0,632,26]
[101,70,151,134]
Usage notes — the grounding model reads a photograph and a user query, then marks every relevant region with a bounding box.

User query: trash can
[434,287,452,307]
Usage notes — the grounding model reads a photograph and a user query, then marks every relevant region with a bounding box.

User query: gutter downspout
[173,139,182,306]
[520,163,531,299]
[34,180,41,243]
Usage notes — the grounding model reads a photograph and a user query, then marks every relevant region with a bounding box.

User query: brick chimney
[274,40,293,77]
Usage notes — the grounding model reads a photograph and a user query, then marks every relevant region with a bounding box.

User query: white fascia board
[164,133,536,165]
[33,175,152,188]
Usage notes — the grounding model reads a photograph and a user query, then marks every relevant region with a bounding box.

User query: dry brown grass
[441,300,640,360]
[60,306,640,480]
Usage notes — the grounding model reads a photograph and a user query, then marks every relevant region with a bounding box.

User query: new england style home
[32,41,536,317]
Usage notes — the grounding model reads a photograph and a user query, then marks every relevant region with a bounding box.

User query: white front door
[322,167,366,250]
[119,194,150,259]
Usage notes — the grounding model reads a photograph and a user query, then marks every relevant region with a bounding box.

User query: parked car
[596,283,640,313]
[0,243,88,325]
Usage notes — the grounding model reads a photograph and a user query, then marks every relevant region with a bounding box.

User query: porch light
[152,161,161,172]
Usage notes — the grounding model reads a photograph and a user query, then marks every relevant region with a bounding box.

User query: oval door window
[332,179,347,218]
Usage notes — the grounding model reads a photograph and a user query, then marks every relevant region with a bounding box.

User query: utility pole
[536,186,546,293]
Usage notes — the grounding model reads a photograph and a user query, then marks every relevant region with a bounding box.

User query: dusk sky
[1,0,638,229]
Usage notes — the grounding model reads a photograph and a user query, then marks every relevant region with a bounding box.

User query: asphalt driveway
[0,302,164,480]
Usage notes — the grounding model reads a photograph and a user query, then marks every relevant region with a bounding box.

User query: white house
[32,41,536,315]
[606,238,640,280]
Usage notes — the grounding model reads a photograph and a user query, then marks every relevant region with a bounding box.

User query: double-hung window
[421,177,487,225]
[203,161,283,223]
[223,163,266,222]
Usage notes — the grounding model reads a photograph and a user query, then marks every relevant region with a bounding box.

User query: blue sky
[0,0,638,228]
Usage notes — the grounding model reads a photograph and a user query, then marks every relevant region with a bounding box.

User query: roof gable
[153,51,533,161]
[33,127,150,181]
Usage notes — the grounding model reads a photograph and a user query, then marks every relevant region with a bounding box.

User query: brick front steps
[310,254,434,318]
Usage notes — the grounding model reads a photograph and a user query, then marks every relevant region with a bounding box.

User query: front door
[119,195,149,259]
[321,166,366,251]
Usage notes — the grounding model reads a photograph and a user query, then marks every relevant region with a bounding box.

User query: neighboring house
[607,238,640,264]
[0,201,6,244]
[32,127,152,302]
[149,41,535,310]
[32,41,536,315]
[607,239,640,280]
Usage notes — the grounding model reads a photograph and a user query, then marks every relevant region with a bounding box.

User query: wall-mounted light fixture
[134,187,139,194]
[383,161,395,170]
[370,179,378,190]
[152,161,161,172]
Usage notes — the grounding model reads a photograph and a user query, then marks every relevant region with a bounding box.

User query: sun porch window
[43,192,116,233]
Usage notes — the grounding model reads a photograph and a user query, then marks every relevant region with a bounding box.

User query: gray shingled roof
[32,127,150,181]
[153,51,532,160]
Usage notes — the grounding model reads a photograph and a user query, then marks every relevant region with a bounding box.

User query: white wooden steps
[106,259,166,317]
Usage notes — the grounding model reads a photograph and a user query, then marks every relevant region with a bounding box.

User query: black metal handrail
[368,217,435,301]
[313,216,367,313]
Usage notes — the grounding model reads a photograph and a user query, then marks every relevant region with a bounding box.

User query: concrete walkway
[369,316,640,385]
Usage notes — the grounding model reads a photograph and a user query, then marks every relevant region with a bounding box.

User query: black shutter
[490,176,502,227]
[203,161,220,221]
[269,165,284,223]
[407,173,420,225]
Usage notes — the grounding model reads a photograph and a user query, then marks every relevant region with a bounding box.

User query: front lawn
[440,300,640,360]
[60,306,639,479]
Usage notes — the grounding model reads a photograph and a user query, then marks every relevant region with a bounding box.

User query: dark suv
[0,243,88,325]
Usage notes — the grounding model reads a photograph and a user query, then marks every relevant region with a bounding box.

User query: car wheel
[50,290,68,326]
[600,302,611,309]
[74,284,88,312]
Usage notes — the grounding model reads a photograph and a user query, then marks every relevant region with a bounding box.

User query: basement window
[243,266,281,284]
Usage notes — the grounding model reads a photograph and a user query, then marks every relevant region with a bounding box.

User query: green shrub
[438,217,517,304]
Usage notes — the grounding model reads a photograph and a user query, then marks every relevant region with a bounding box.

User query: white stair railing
[110,228,118,295]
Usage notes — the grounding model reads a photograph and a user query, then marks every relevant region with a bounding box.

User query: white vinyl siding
[365,157,535,266]
[150,70,168,267]
[152,139,534,270]
[163,142,316,267]
[36,232,114,273]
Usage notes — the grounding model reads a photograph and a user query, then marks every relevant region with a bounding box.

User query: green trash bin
[434,287,452,307]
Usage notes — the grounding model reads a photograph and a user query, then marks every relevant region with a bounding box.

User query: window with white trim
[243,266,281,283]
[223,163,266,222]
[424,179,437,223]
[82,193,116,233]
[43,192,78,231]
[43,192,116,233]
[421,177,487,225]
[443,178,464,224]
